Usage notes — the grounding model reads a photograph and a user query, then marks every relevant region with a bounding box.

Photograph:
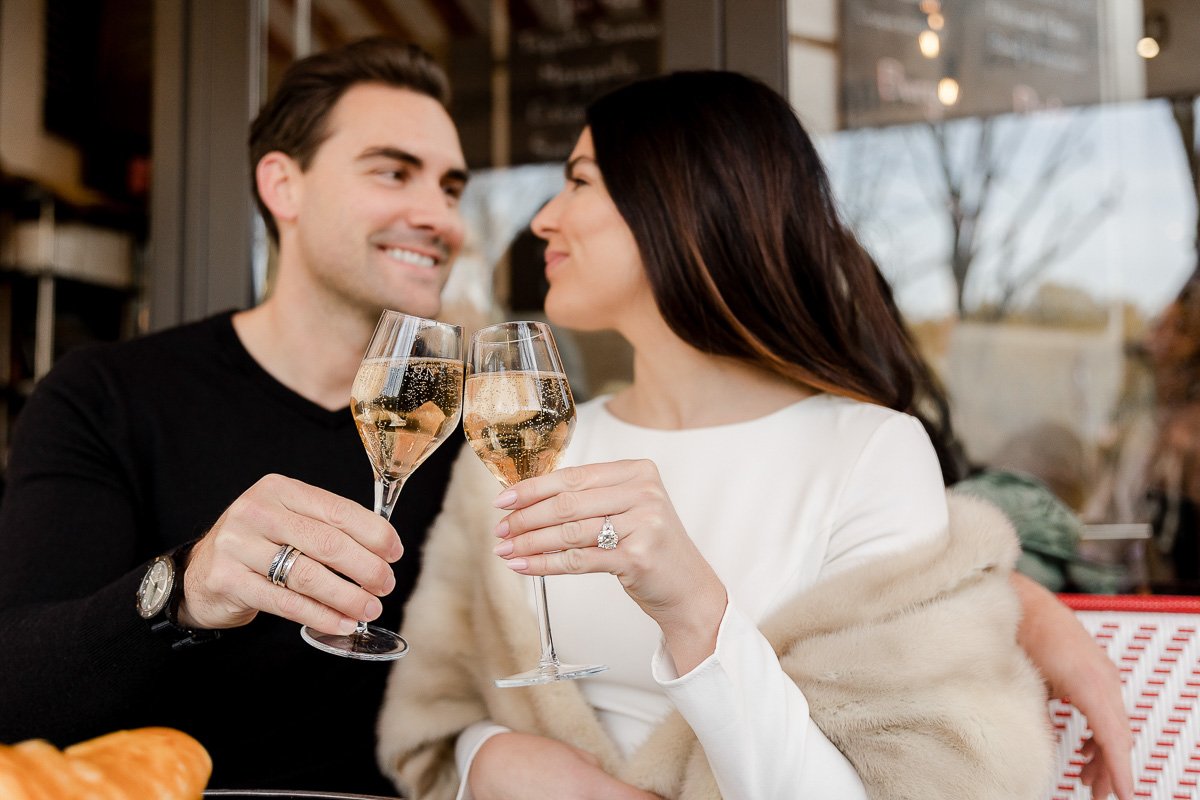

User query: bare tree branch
[838,131,897,231]
[925,121,977,313]
[992,183,1122,317]
[960,118,997,270]
[972,112,1100,310]
[908,125,951,213]
[834,105,1123,322]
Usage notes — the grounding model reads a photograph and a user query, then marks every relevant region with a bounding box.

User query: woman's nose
[530,194,562,240]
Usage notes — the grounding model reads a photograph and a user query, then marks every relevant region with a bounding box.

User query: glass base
[494,660,608,688]
[300,624,409,661]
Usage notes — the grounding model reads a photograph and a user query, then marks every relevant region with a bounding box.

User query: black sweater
[0,312,459,794]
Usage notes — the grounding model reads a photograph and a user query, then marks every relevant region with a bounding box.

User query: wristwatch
[136,541,220,649]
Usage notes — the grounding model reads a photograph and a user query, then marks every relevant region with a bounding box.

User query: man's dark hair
[248,37,450,243]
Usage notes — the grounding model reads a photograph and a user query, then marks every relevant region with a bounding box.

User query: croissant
[0,727,212,799]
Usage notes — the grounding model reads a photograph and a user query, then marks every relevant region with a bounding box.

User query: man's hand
[1012,573,1133,800]
[469,732,663,800]
[177,474,401,635]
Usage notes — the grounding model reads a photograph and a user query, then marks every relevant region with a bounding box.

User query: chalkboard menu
[509,1,662,164]
[841,0,1102,128]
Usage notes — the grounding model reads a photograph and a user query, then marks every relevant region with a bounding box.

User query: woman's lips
[544,251,567,277]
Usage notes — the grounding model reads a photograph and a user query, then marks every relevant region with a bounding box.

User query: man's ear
[256,151,302,226]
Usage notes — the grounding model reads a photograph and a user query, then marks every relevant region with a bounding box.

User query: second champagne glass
[463,321,608,687]
[301,310,463,660]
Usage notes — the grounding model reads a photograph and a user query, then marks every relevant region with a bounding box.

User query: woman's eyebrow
[565,155,596,178]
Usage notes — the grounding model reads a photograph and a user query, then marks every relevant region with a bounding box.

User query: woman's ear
[256,151,302,229]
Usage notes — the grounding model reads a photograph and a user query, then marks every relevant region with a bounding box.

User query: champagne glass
[463,321,608,687]
[301,310,463,660]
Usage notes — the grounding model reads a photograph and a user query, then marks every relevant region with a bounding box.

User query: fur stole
[377,452,1054,799]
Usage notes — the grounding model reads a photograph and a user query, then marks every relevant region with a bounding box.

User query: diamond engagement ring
[597,516,618,550]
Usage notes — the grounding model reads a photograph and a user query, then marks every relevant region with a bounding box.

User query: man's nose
[405,180,460,234]
[401,187,463,259]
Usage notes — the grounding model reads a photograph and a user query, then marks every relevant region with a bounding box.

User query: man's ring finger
[597,516,618,550]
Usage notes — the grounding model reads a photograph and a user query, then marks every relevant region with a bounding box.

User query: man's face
[287,83,468,320]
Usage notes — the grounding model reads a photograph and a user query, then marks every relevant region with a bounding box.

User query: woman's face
[531,128,652,332]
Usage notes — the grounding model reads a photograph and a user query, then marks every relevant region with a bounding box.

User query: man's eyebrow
[358,146,470,186]
[359,146,421,167]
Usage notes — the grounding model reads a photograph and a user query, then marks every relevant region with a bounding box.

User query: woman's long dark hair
[586,71,967,484]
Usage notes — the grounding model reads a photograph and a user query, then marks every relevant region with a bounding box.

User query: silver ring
[275,547,303,587]
[597,516,618,550]
[266,544,293,582]
[268,544,302,586]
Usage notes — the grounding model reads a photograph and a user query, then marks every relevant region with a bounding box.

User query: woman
[378,71,1053,799]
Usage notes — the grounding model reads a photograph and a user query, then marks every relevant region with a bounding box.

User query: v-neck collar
[211,311,352,429]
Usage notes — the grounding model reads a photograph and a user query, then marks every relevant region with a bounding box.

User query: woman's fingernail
[506,558,528,572]
[493,540,513,556]
[493,520,509,538]
[493,490,518,508]
[338,618,358,635]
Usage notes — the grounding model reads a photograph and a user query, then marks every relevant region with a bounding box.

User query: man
[0,38,467,793]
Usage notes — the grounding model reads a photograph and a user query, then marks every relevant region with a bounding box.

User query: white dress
[456,393,949,799]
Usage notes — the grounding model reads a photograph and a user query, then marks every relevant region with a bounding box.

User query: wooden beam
[507,0,539,31]
[310,3,348,50]
[266,26,293,65]
[423,0,477,37]
[348,0,415,42]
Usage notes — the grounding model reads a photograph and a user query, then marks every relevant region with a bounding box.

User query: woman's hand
[469,732,663,800]
[493,459,727,673]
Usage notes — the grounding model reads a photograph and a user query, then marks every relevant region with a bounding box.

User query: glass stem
[375,475,404,520]
[355,476,405,637]
[532,576,559,670]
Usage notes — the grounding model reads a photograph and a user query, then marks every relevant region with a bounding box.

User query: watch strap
[150,617,221,650]
[152,540,221,650]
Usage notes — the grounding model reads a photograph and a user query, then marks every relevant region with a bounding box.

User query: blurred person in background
[1143,273,1200,593]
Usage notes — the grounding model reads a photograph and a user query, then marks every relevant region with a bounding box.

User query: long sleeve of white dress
[652,602,865,798]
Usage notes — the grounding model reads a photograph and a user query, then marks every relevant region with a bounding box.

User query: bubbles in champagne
[462,371,576,487]
[352,357,464,480]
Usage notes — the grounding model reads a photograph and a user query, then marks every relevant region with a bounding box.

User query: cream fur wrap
[377,453,1054,799]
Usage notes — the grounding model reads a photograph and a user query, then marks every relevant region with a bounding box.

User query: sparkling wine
[463,370,576,487]
[352,357,464,481]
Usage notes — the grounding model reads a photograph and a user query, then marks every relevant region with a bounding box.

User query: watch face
[137,557,174,618]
